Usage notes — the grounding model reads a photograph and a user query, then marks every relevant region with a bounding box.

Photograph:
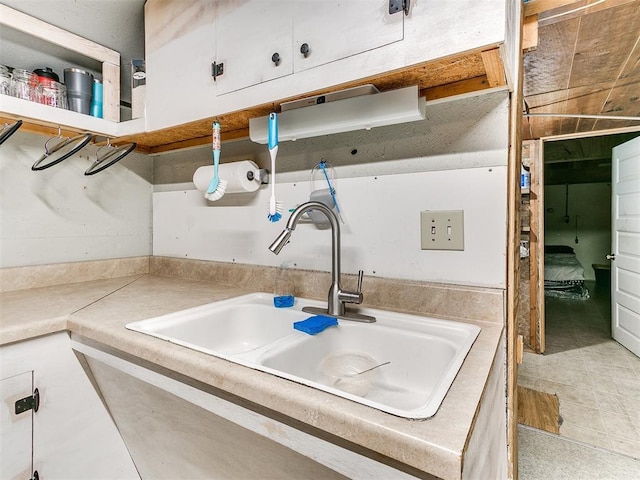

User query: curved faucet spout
[268,201,374,322]
[269,201,341,293]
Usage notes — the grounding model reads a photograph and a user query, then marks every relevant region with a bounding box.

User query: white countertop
[0,273,503,479]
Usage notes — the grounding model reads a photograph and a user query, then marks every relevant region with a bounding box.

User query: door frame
[525,139,545,353]
[528,126,640,352]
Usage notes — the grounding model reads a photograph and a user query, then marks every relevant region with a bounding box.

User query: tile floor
[518,281,640,460]
[518,425,640,479]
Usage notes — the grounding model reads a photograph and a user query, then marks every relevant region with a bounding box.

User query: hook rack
[0,119,23,146]
[84,141,137,175]
[29,129,137,175]
[31,131,93,171]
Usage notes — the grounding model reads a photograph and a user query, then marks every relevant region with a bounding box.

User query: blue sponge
[293,315,338,335]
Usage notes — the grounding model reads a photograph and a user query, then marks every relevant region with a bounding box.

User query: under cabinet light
[249,85,426,144]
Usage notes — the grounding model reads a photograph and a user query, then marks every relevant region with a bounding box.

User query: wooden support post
[528,139,545,353]
[507,4,525,479]
[102,62,121,122]
[523,15,539,52]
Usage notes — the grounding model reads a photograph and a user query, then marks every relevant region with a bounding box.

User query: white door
[611,135,640,357]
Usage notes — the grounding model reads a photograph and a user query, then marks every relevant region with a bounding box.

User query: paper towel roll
[193,160,261,194]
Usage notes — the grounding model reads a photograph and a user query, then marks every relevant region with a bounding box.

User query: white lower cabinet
[72,340,420,480]
[0,371,33,480]
[0,333,139,480]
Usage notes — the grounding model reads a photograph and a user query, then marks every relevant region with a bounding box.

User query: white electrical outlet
[420,210,464,250]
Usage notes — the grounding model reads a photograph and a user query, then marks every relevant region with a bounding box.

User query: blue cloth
[293,315,338,335]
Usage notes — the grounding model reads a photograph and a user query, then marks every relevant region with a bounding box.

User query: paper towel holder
[249,168,269,185]
[193,160,268,197]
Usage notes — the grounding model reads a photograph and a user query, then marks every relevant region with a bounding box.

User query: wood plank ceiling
[523,0,640,139]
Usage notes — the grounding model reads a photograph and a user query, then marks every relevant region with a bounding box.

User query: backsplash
[0,89,509,293]
[153,90,510,289]
[0,130,153,268]
[150,256,504,324]
[154,166,507,288]
[0,256,149,292]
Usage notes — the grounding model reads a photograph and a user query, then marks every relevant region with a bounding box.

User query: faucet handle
[339,270,365,305]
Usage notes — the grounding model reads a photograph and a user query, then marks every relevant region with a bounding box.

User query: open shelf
[1,3,508,154]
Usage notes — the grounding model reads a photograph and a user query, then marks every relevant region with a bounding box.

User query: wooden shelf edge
[125,45,505,153]
[3,44,507,154]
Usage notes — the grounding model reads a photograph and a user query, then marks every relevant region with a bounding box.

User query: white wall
[544,183,611,280]
[0,130,153,268]
[154,91,510,288]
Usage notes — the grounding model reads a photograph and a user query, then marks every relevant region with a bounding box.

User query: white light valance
[249,85,426,144]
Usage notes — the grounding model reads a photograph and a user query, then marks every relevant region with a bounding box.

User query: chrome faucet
[269,201,375,323]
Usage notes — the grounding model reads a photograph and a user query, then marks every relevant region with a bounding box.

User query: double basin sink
[126,293,480,419]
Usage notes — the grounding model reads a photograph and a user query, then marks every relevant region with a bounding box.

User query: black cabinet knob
[300,43,310,58]
[272,52,281,66]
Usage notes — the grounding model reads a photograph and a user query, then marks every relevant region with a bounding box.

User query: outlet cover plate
[420,210,464,250]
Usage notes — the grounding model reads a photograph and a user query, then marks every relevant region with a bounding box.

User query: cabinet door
[293,0,404,72]
[215,1,295,95]
[145,0,218,131]
[0,333,139,479]
[0,372,33,480]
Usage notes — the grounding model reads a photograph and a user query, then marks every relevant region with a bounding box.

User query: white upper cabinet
[292,1,404,73]
[2,1,513,152]
[144,0,218,132]
[214,0,403,95]
[142,0,511,150]
[215,2,295,95]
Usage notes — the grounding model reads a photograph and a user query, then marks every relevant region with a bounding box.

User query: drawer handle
[300,43,310,58]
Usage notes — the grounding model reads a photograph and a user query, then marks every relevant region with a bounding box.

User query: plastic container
[320,353,378,396]
[273,262,295,307]
[521,165,531,188]
[64,68,93,114]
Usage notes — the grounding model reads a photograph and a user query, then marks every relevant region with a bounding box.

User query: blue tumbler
[90,79,103,118]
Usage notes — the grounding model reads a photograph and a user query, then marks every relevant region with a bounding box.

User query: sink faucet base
[302,306,376,323]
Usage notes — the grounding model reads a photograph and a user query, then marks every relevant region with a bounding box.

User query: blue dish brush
[267,112,283,222]
[205,121,227,201]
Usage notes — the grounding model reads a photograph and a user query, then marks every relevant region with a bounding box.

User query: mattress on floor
[544,248,589,300]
